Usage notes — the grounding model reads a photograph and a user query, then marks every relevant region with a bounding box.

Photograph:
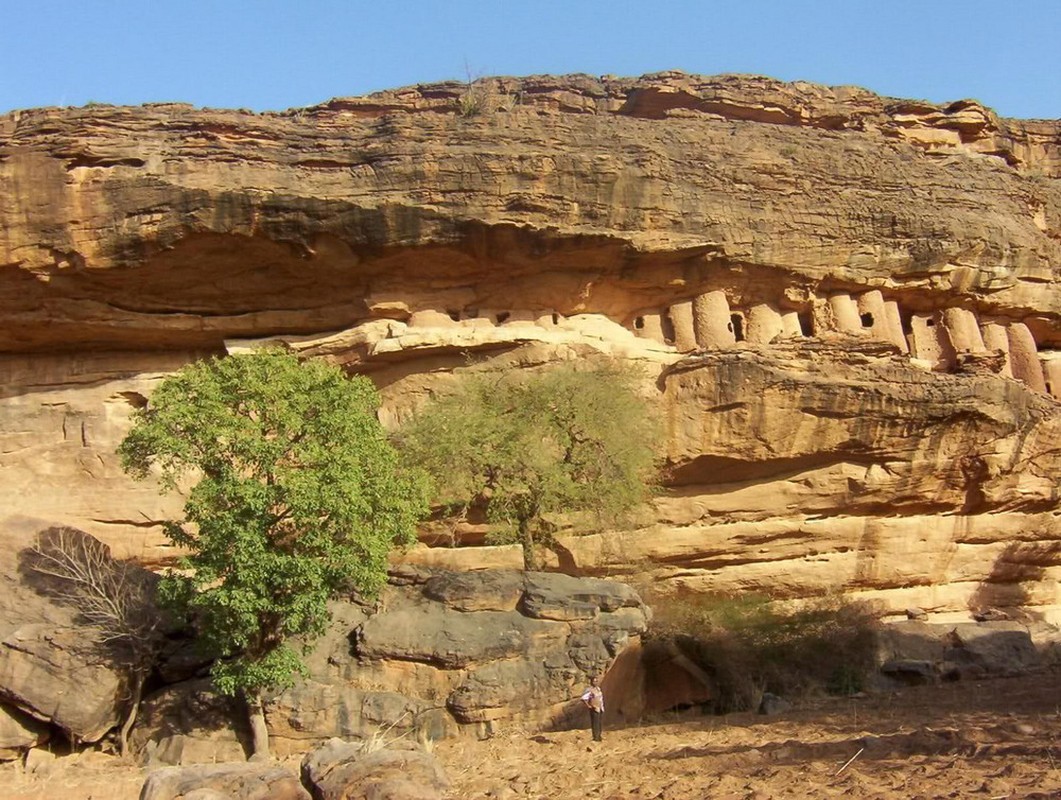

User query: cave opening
[495,311,510,324]
[446,309,461,322]
[661,314,676,344]
[798,311,813,336]
[860,312,874,328]
[730,314,745,342]
[900,310,913,335]
[634,316,645,330]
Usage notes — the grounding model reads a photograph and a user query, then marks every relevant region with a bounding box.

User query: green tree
[397,361,659,569]
[118,348,426,757]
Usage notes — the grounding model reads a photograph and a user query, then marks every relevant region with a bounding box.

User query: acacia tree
[118,348,426,758]
[397,361,659,569]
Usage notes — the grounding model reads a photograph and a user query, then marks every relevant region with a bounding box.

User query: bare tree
[24,526,164,756]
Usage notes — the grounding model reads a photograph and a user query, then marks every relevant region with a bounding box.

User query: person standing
[581,675,604,742]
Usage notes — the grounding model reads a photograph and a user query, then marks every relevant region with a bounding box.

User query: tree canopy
[118,348,427,707]
[397,361,659,569]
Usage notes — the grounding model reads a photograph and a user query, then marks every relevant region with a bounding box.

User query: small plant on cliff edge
[395,360,660,569]
[456,62,493,117]
[118,348,427,758]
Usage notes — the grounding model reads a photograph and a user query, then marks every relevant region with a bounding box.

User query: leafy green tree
[397,361,659,569]
[118,348,426,757]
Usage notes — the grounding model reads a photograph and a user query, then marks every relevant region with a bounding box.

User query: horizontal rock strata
[0,72,1059,622]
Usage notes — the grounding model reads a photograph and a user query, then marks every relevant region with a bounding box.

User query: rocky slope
[1,72,1060,621]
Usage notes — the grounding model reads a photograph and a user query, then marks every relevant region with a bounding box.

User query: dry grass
[647,592,881,711]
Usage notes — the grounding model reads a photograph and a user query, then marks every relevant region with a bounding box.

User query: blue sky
[1,0,1058,119]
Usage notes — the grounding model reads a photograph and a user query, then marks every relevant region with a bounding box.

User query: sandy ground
[5,670,1060,799]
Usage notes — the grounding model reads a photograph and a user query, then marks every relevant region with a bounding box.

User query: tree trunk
[117,673,145,759]
[520,518,538,571]
[245,690,270,760]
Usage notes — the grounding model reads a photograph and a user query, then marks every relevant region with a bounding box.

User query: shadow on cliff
[968,539,1061,620]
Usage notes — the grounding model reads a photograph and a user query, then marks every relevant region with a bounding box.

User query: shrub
[647,591,880,712]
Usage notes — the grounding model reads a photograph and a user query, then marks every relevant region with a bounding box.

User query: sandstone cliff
[1,72,1059,619]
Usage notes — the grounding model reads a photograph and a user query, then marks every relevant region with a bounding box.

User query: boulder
[876,620,1044,681]
[301,738,449,800]
[356,604,566,669]
[422,570,524,612]
[133,680,250,766]
[140,763,310,800]
[758,692,791,715]
[0,701,50,760]
[130,572,650,751]
[945,623,1040,676]
[0,519,135,742]
[880,659,937,684]
[520,573,643,621]
[0,623,126,742]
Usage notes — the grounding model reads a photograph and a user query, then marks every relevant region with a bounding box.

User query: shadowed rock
[139,762,310,800]
[301,738,448,800]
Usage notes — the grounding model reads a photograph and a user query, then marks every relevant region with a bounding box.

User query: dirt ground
[5,670,1060,800]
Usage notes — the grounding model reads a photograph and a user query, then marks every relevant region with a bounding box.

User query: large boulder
[301,738,448,800]
[0,623,125,742]
[132,680,250,766]
[0,518,138,742]
[877,619,1047,682]
[139,762,310,800]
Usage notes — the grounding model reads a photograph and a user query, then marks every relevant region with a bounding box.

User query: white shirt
[581,685,604,712]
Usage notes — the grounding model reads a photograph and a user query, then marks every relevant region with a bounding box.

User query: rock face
[0,702,49,760]
[1,72,1060,620]
[277,569,649,747]
[131,569,653,759]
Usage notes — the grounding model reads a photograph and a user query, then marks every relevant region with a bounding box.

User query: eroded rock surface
[0,702,49,760]
[1,72,1060,621]
[0,519,136,744]
[139,762,310,800]
[129,570,649,760]
[301,739,449,800]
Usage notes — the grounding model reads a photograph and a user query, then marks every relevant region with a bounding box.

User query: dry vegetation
[644,592,882,711]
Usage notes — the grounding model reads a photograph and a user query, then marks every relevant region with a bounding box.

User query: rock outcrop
[131,569,652,759]
[0,518,140,750]
[1,71,1059,621]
